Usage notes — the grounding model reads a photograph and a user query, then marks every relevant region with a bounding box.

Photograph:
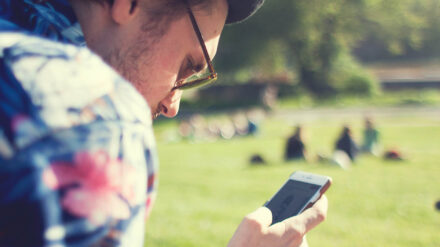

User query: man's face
[92,0,228,119]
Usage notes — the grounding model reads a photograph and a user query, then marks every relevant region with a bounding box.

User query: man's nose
[159,89,183,118]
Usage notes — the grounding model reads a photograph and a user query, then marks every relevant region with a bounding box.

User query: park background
[145,0,440,246]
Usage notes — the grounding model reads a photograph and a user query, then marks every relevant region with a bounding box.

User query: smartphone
[264,171,332,225]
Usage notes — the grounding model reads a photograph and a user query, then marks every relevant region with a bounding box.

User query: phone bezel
[264,171,332,224]
[289,171,331,187]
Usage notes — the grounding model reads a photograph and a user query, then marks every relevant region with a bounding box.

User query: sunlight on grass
[146,111,440,247]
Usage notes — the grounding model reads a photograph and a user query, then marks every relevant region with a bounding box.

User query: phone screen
[265,180,321,225]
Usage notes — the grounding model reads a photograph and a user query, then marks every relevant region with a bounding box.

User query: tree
[215,0,439,97]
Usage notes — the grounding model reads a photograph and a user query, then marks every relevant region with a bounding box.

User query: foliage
[215,0,440,97]
[329,53,379,96]
[278,89,440,109]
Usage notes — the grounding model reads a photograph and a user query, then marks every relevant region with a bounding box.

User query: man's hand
[228,196,328,247]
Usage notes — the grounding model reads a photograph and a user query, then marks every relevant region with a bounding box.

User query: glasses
[172,4,218,91]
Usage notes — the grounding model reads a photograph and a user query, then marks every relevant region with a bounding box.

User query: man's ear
[111,0,139,24]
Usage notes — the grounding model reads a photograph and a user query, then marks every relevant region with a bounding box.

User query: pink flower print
[11,114,29,131]
[43,150,141,225]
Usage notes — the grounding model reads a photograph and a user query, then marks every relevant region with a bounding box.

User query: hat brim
[226,0,264,24]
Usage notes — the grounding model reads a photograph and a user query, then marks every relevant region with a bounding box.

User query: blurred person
[246,108,264,136]
[232,112,249,136]
[0,0,328,246]
[262,84,278,110]
[335,126,358,162]
[361,117,380,155]
[207,118,222,138]
[179,118,195,140]
[435,200,440,211]
[219,118,236,139]
[285,125,308,161]
[247,117,259,136]
[189,113,209,140]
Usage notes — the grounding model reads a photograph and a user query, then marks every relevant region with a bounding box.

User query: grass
[145,109,440,247]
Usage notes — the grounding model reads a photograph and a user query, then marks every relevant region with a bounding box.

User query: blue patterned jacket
[0,0,158,246]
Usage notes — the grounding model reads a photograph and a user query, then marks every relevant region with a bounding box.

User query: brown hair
[86,0,214,20]
[142,0,214,39]
[86,0,214,39]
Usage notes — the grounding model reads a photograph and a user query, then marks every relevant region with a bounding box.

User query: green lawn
[145,110,440,247]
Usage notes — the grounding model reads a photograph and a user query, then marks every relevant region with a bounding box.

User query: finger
[266,196,328,245]
[283,195,328,234]
[298,236,309,247]
[310,194,328,214]
[246,207,273,227]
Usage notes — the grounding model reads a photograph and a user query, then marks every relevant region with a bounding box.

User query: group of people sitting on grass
[284,117,403,168]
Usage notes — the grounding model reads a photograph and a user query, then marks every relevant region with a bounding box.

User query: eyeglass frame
[171,2,218,91]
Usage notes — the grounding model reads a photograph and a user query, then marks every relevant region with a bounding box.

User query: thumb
[246,207,273,227]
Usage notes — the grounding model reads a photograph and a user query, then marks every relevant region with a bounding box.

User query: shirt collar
[10,0,86,46]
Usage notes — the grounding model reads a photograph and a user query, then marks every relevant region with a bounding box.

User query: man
[0,0,327,246]
[361,117,380,155]
[335,126,358,162]
[285,125,307,161]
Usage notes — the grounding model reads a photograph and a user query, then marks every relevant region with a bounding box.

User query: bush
[343,72,378,95]
[331,52,380,96]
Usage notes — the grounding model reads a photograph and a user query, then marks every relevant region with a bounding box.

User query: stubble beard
[103,37,162,120]
[100,12,173,120]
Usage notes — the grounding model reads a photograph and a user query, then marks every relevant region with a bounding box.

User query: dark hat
[226,0,264,24]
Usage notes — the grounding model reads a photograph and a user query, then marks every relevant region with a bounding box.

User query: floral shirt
[0,0,158,246]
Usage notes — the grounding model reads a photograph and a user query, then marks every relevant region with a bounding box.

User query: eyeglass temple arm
[185,4,216,74]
